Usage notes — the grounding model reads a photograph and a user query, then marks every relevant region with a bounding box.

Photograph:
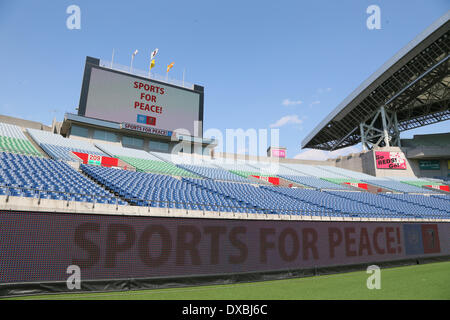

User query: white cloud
[309,100,320,107]
[282,99,303,106]
[294,145,361,161]
[317,87,332,94]
[270,115,304,128]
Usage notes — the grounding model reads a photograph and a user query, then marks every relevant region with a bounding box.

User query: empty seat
[0,152,122,205]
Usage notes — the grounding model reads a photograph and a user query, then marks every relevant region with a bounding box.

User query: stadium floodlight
[130,49,139,72]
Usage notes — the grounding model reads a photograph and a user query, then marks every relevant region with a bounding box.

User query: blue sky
[0,0,449,159]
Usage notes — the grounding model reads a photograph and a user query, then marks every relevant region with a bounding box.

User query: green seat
[117,155,200,177]
[0,136,42,157]
[321,177,362,185]
[229,170,270,178]
[401,180,444,187]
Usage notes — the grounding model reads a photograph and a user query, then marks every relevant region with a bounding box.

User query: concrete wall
[1,195,447,222]
[0,115,51,131]
[408,158,449,179]
[215,152,331,166]
[333,147,428,177]
[333,151,371,174]
[401,132,450,147]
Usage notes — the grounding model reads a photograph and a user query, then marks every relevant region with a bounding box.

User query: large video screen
[82,66,201,136]
[1,211,448,288]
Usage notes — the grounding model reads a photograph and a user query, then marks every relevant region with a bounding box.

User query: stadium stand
[380,193,450,215]
[150,151,201,164]
[0,125,445,219]
[78,162,450,220]
[326,190,449,219]
[27,128,106,161]
[318,165,444,193]
[279,175,353,190]
[434,177,450,183]
[0,152,125,204]
[363,179,438,194]
[317,165,375,180]
[264,186,399,218]
[0,118,444,217]
[281,163,348,179]
[0,122,42,156]
[209,159,261,175]
[95,143,200,177]
[248,161,305,176]
[184,177,327,215]
[387,176,447,188]
[96,142,159,160]
[81,164,243,211]
[275,163,357,190]
[435,194,450,202]
[148,151,250,181]
[177,164,252,182]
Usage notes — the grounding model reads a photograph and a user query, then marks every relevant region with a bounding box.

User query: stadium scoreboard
[78,57,204,137]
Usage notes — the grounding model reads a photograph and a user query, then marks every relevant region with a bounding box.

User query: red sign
[87,154,102,165]
[375,151,407,170]
[146,116,156,126]
[72,152,119,167]
[344,182,368,190]
[271,149,286,158]
[425,185,450,192]
[251,175,280,185]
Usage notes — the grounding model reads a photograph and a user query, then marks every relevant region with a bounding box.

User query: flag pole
[130,50,138,73]
[149,60,156,79]
[148,59,152,79]
[149,48,158,80]
[182,68,185,87]
[111,48,115,68]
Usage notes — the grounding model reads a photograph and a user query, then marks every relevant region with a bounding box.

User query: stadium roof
[302,12,450,151]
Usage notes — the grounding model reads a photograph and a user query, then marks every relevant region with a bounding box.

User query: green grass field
[4,261,450,300]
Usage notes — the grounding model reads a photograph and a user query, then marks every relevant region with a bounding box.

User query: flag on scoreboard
[403,224,441,255]
[150,59,155,70]
[150,48,159,60]
[167,62,174,73]
[137,114,156,126]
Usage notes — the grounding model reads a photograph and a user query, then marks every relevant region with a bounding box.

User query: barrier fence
[99,60,195,90]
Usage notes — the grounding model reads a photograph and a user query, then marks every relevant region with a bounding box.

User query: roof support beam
[302,18,450,151]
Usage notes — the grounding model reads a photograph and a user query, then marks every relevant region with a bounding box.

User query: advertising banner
[424,185,450,192]
[0,211,448,285]
[122,122,173,137]
[271,149,286,158]
[72,152,119,167]
[419,160,440,170]
[250,176,280,185]
[87,154,102,165]
[375,151,407,169]
[344,182,368,190]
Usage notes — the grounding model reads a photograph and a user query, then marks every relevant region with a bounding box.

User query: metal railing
[0,184,124,207]
[99,60,195,90]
